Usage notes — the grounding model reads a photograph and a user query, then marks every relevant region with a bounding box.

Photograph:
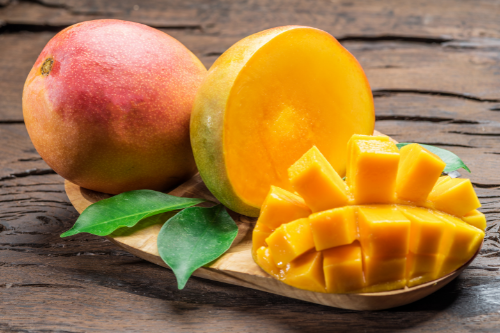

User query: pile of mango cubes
[252,135,485,293]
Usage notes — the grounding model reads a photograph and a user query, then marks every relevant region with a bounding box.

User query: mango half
[252,136,485,293]
[191,26,374,217]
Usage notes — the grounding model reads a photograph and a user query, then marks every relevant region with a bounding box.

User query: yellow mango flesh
[283,251,325,293]
[396,144,446,203]
[323,243,365,293]
[191,26,374,217]
[266,218,315,267]
[252,222,273,254]
[358,206,410,258]
[348,138,400,204]
[400,206,447,255]
[288,146,349,212]
[253,138,484,293]
[309,207,357,251]
[462,210,487,231]
[406,253,440,287]
[363,255,407,292]
[428,178,481,216]
[257,186,311,230]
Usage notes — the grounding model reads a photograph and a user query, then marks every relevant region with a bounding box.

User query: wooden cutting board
[64,131,479,311]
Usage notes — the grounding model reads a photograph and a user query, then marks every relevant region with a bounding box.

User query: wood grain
[1,0,500,331]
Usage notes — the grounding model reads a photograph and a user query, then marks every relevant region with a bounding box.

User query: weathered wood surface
[1,0,500,331]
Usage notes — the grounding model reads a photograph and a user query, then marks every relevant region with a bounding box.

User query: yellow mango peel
[252,136,484,293]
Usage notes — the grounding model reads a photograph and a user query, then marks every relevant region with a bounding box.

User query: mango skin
[23,19,207,194]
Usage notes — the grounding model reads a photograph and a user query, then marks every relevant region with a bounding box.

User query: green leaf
[61,190,205,237]
[158,204,238,289]
[396,143,471,173]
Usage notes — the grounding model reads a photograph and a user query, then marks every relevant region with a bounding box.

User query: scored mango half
[252,135,485,293]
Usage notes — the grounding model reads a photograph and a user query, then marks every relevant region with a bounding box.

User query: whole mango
[23,19,206,194]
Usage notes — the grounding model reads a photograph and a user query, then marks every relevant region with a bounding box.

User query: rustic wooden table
[1,0,500,332]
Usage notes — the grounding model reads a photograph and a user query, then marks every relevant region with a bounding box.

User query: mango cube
[284,250,325,293]
[400,206,446,255]
[252,222,273,253]
[462,210,487,231]
[323,243,365,293]
[255,246,281,279]
[309,206,358,251]
[288,146,348,212]
[346,134,390,186]
[258,186,311,230]
[435,213,484,276]
[347,137,400,204]
[429,178,481,216]
[406,252,440,287]
[266,218,315,267]
[358,206,411,258]
[396,144,446,202]
[363,255,406,291]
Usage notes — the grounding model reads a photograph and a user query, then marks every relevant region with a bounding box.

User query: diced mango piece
[435,175,452,187]
[284,250,325,293]
[396,144,446,202]
[258,186,311,230]
[252,222,273,253]
[323,242,364,293]
[406,252,440,287]
[309,206,358,251]
[428,178,481,217]
[288,146,348,212]
[363,255,406,291]
[399,206,446,255]
[346,135,390,186]
[266,218,315,267]
[347,137,400,204]
[435,212,484,276]
[358,206,411,258]
[255,246,282,279]
[462,210,487,231]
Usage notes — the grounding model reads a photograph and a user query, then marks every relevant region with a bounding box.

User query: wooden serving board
[64,131,480,311]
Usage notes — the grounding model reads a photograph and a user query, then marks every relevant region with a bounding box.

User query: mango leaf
[396,143,471,173]
[158,204,238,289]
[61,190,205,237]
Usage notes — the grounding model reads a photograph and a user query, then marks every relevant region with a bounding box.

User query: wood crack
[0,168,56,181]
[0,283,84,289]
[376,115,480,124]
[338,34,451,44]
[448,131,500,137]
[373,89,500,102]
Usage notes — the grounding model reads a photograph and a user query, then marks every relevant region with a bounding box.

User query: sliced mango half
[252,136,484,293]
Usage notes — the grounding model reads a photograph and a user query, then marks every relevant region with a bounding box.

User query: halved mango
[252,137,484,293]
[191,26,374,216]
